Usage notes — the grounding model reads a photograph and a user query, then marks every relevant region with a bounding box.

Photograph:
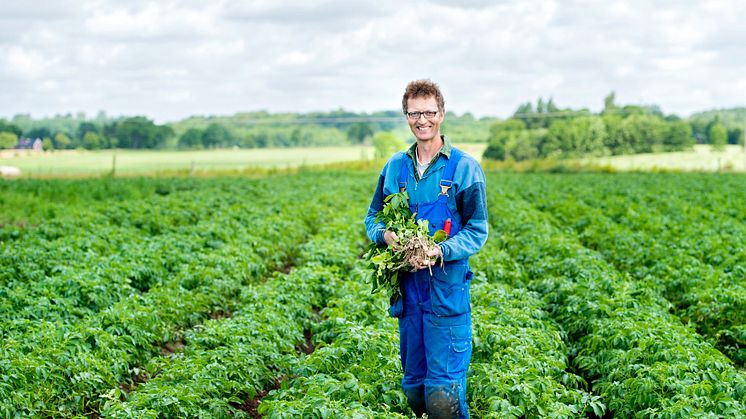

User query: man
[364,79,488,418]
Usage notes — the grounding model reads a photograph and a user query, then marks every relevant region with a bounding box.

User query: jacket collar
[405,135,452,179]
[406,135,452,161]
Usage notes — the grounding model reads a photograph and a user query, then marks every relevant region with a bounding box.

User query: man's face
[406,95,444,143]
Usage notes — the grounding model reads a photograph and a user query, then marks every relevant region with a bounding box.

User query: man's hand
[384,230,399,248]
[425,245,442,262]
[410,244,443,270]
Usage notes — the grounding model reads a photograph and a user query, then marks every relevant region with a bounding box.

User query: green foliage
[0,119,23,137]
[371,131,404,160]
[689,107,745,143]
[178,128,203,149]
[202,123,232,148]
[53,132,72,149]
[489,172,746,416]
[486,97,700,162]
[346,122,373,144]
[2,168,746,418]
[112,116,174,149]
[83,131,102,150]
[709,122,728,151]
[363,191,431,300]
[665,120,695,150]
[483,119,526,160]
[0,131,18,149]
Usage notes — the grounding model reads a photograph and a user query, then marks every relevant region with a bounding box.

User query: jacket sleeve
[364,172,387,245]
[440,157,488,261]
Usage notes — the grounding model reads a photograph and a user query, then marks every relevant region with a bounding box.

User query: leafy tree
[0,132,17,149]
[76,122,99,142]
[506,129,542,161]
[545,116,607,157]
[621,105,646,117]
[0,120,22,137]
[346,122,373,144]
[111,117,172,149]
[42,137,53,151]
[620,114,667,153]
[664,121,694,151]
[54,133,72,149]
[512,102,534,128]
[202,123,231,148]
[546,98,560,113]
[83,132,102,149]
[602,92,619,115]
[727,127,743,145]
[484,119,526,160]
[601,115,624,154]
[179,128,204,149]
[709,123,728,151]
[372,131,404,159]
[25,127,51,140]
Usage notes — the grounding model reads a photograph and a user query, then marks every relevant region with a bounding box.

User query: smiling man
[364,79,488,418]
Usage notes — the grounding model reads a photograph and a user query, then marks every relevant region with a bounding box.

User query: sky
[1,0,745,123]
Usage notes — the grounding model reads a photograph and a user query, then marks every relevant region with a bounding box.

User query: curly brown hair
[402,79,445,114]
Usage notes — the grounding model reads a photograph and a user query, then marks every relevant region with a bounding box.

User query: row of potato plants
[467,238,605,418]
[102,173,373,417]
[0,175,345,416]
[508,173,745,365]
[483,173,746,417]
[259,174,414,417]
[259,175,604,417]
[3,170,744,417]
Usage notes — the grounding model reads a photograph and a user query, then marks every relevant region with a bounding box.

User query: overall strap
[397,152,409,192]
[439,147,463,196]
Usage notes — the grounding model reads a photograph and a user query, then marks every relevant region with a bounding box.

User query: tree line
[0,116,173,151]
[483,93,743,161]
[0,99,742,157]
[0,109,496,151]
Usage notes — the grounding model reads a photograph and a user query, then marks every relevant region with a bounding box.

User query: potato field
[1,170,745,418]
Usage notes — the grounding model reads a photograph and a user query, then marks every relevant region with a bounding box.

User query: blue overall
[392,148,473,419]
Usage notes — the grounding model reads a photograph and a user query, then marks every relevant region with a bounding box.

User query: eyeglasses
[405,110,439,120]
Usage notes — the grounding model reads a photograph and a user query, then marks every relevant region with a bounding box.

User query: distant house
[16,138,43,151]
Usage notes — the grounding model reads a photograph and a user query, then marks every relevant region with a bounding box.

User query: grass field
[0,143,490,178]
[3,143,742,178]
[580,144,746,172]
[0,146,374,177]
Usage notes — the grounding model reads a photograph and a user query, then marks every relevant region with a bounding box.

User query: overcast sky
[1,0,744,123]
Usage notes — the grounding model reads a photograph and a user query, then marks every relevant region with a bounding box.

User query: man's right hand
[384,230,399,248]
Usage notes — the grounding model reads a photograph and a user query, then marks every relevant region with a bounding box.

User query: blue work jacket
[364,137,488,263]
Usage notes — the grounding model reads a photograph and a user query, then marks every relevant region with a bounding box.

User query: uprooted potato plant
[364,191,445,300]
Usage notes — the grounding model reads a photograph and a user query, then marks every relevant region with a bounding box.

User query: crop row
[484,173,746,417]
[104,174,374,417]
[467,237,604,418]
[0,174,360,416]
[259,179,603,417]
[507,173,745,365]
[3,171,746,417]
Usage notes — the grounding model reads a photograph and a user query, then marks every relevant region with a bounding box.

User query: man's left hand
[424,245,442,266]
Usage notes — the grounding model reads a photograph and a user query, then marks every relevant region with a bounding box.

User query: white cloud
[84,3,217,40]
[2,46,58,79]
[0,0,744,122]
